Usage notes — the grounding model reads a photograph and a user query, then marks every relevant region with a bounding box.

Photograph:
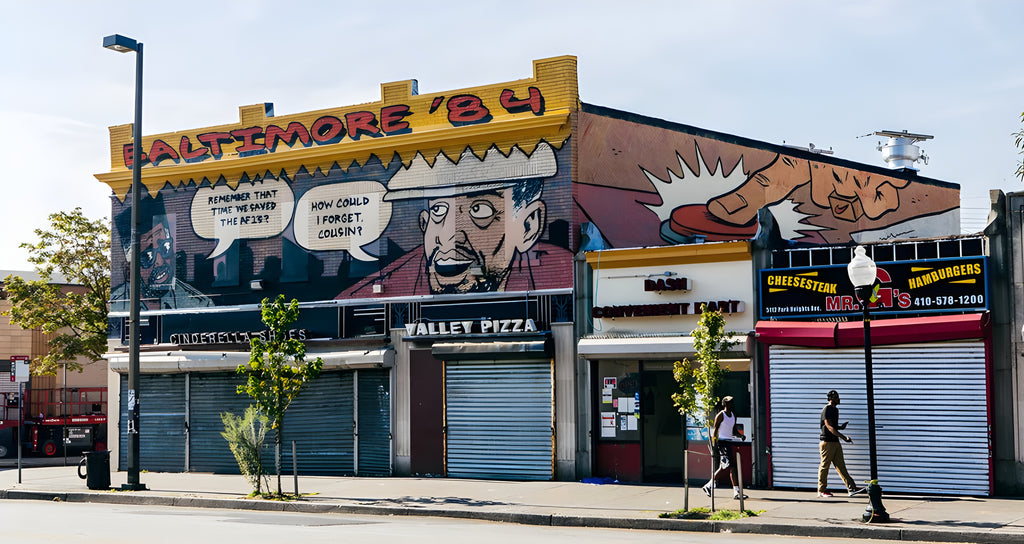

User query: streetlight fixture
[846,245,888,523]
[103,33,147,492]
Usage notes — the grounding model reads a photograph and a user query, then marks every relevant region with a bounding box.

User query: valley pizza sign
[759,256,988,320]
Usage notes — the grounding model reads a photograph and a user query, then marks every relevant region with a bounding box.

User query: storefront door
[641,367,684,482]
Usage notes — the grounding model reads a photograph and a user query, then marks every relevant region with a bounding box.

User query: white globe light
[847,246,877,288]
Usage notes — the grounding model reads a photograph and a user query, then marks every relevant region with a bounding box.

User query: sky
[1,1,1021,270]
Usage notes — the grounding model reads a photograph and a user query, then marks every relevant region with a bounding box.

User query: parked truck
[0,386,107,458]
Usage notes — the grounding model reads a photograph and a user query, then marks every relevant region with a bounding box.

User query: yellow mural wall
[97,56,578,199]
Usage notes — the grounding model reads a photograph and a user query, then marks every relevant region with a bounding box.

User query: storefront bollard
[77,450,111,490]
[863,481,890,523]
[292,440,299,497]
[683,449,689,512]
[735,451,744,511]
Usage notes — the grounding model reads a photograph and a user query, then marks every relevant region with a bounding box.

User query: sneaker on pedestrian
[848,487,866,496]
[817,491,834,498]
[701,484,712,497]
[733,492,748,500]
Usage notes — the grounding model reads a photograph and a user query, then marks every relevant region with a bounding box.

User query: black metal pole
[859,286,887,522]
[63,364,67,465]
[861,290,877,482]
[124,40,146,491]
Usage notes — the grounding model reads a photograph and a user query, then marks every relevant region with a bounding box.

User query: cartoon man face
[380,142,559,294]
[139,219,174,290]
[419,187,545,294]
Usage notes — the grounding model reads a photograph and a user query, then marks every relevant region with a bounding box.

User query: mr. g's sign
[759,256,988,320]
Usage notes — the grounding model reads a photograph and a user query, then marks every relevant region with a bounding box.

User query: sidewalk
[2,466,1023,543]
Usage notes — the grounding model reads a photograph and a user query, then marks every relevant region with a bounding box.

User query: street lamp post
[103,33,147,491]
[847,246,888,523]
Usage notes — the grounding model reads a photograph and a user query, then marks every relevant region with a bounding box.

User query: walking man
[702,396,747,500]
[819,390,865,498]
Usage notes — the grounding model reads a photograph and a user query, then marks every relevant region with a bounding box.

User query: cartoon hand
[707,155,810,225]
[808,164,909,222]
[707,155,910,225]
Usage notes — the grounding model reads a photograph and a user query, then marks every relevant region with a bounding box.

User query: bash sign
[759,256,988,320]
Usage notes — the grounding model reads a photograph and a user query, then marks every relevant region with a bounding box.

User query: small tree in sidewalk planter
[671,304,737,510]
[236,295,323,497]
[221,405,270,495]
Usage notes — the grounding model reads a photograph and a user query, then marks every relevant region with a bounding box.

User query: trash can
[78,450,110,490]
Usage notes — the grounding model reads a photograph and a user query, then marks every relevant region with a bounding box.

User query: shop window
[720,371,750,417]
[894,243,917,261]
[831,247,851,266]
[790,251,810,267]
[961,238,983,256]
[939,240,957,258]
[916,242,938,260]
[872,244,895,263]
[343,305,386,337]
[771,251,788,268]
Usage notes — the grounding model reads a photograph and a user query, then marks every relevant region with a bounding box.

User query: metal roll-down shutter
[768,341,990,495]
[445,359,553,480]
[277,371,355,475]
[189,373,251,473]
[356,368,392,475]
[119,374,186,472]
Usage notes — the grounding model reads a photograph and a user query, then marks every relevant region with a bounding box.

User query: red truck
[0,386,107,458]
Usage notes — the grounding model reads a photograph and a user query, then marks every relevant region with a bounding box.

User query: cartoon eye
[139,249,156,269]
[468,201,496,220]
[158,238,173,257]
[429,202,449,223]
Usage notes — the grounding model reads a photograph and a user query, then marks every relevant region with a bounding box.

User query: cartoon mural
[102,57,578,309]
[576,108,960,247]
[101,56,962,312]
[107,139,573,308]
[111,195,213,310]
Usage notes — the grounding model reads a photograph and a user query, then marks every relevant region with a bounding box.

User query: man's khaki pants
[819,440,856,493]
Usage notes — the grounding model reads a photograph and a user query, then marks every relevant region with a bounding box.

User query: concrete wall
[553,322,576,480]
[392,327,411,476]
[996,190,1024,495]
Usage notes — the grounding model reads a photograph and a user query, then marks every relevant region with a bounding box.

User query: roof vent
[874,130,932,170]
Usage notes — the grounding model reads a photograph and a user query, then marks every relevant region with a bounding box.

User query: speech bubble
[191,178,296,259]
[293,181,391,261]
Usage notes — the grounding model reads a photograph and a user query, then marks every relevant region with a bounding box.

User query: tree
[221,405,271,495]
[1015,112,1024,182]
[3,208,110,375]
[236,295,323,496]
[672,304,736,447]
[671,305,737,511]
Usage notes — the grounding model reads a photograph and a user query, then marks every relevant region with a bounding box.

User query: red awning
[754,321,837,348]
[756,313,989,348]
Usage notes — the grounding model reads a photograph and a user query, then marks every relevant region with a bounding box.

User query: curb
[2,489,1021,544]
